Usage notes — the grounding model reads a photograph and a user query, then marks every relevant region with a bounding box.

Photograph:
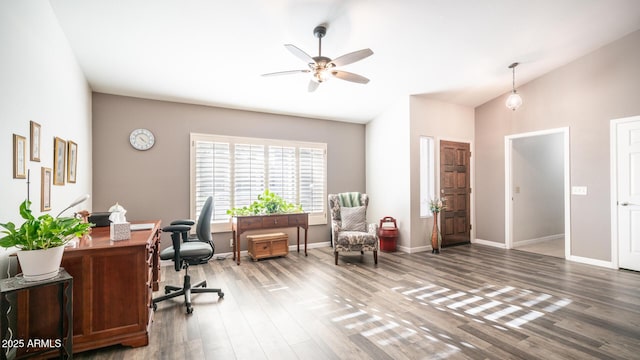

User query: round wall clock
[129,128,155,151]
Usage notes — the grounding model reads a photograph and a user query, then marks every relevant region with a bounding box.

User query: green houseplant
[0,200,92,280]
[226,189,303,216]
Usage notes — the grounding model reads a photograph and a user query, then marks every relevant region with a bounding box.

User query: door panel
[440,140,471,247]
[618,119,640,271]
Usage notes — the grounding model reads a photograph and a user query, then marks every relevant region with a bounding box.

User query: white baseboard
[398,245,431,254]
[513,234,564,247]
[567,255,616,269]
[472,238,506,249]
[291,241,331,250]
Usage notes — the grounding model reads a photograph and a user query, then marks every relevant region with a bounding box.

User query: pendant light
[506,62,522,111]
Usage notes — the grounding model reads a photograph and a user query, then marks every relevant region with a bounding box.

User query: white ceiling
[49,0,640,123]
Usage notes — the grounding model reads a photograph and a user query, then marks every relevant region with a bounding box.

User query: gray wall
[92,93,366,252]
[475,29,640,261]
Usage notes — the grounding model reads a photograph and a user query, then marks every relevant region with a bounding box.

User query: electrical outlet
[229,238,234,248]
[572,186,588,195]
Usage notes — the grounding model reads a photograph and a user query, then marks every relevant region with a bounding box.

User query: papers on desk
[130,223,155,231]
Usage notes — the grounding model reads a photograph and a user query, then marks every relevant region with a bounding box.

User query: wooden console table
[15,220,161,356]
[231,213,308,265]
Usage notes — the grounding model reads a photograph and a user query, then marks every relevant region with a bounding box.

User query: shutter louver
[299,147,325,214]
[269,146,297,204]
[234,143,265,209]
[195,141,230,221]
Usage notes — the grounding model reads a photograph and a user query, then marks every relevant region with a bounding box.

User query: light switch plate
[572,186,588,195]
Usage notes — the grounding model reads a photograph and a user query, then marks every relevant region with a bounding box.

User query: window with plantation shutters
[191,133,327,232]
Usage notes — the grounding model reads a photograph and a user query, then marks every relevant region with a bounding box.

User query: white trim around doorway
[504,127,571,259]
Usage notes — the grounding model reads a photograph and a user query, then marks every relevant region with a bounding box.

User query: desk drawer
[288,214,308,226]
[237,216,263,230]
[262,215,288,227]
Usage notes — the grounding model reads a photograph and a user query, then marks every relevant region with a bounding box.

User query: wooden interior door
[440,140,471,247]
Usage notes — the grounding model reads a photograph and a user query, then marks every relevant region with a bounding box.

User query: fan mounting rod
[314,25,327,56]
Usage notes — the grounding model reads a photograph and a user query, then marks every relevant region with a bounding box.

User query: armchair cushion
[340,206,367,232]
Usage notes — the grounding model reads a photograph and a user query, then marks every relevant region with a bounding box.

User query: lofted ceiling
[49,0,640,123]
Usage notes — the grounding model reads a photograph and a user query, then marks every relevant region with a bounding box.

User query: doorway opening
[505,128,570,258]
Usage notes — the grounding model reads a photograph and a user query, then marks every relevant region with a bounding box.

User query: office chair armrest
[162,224,192,233]
[162,224,191,271]
[170,219,196,226]
[169,220,195,242]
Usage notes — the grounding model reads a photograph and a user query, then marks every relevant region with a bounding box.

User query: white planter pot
[16,245,65,281]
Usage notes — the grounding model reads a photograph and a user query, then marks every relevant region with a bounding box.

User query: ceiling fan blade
[308,80,320,92]
[329,48,373,67]
[262,69,310,77]
[284,44,315,64]
[331,70,370,84]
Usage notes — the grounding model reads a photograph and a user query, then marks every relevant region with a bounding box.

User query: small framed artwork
[13,134,27,179]
[67,140,78,183]
[41,167,52,211]
[30,121,41,162]
[53,137,66,185]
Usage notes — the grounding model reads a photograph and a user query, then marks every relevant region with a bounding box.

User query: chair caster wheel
[219,292,224,299]
[203,281,207,288]
[152,303,157,311]
[186,307,193,314]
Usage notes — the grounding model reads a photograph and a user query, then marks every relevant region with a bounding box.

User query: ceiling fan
[262,25,373,92]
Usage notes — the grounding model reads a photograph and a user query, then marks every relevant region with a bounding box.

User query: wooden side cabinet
[1,270,73,360]
[15,221,161,356]
[247,233,289,261]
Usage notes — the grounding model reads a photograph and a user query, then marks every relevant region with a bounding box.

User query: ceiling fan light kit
[262,24,373,92]
[506,62,523,111]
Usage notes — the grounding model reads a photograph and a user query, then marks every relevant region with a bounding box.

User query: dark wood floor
[76,245,640,360]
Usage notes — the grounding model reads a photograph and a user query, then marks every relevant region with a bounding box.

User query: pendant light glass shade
[506,91,522,111]
[506,62,522,111]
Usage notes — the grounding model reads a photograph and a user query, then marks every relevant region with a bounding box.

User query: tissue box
[110,222,131,241]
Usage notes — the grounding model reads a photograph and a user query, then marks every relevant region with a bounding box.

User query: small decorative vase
[431,212,440,254]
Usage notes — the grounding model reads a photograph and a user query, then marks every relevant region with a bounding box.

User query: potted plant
[226,189,303,216]
[0,200,92,281]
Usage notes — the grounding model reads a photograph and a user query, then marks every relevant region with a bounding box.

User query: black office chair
[152,196,223,314]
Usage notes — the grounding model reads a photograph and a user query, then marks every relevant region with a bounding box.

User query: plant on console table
[429,198,446,254]
[0,200,92,281]
[226,189,303,216]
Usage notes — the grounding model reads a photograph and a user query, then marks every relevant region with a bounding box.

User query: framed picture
[67,140,78,183]
[30,121,41,162]
[13,134,26,179]
[41,167,52,211]
[53,137,66,185]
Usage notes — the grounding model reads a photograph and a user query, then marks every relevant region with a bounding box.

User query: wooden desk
[16,220,161,356]
[231,213,308,265]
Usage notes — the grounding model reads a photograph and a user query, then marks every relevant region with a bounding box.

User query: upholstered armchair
[328,193,378,265]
